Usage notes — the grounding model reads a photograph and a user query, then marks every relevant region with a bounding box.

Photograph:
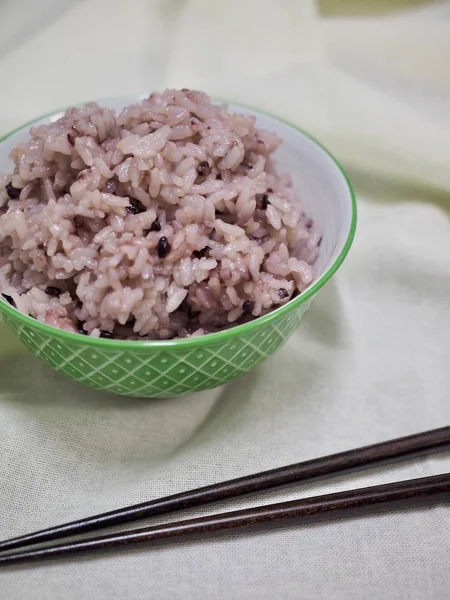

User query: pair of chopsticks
[0,427,449,566]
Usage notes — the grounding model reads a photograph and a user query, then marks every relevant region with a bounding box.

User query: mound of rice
[0,90,321,339]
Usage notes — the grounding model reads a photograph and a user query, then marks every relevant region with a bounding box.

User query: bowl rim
[0,102,357,350]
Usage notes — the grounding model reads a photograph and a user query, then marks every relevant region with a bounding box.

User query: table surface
[0,1,449,598]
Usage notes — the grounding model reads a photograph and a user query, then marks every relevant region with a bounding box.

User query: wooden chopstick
[1,473,449,567]
[0,427,449,555]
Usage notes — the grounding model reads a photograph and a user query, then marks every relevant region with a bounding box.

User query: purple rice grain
[102,175,118,195]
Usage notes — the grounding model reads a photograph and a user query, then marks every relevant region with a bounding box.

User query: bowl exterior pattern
[1,296,315,398]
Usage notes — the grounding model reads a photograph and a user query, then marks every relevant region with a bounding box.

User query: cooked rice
[0,90,321,339]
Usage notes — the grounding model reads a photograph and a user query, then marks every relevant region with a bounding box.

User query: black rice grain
[5,182,21,199]
[149,218,161,232]
[143,218,162,236]
[157,236,171,258]
[278,288,289,299]
[197,161,210,176]
[256,193,270,210]
[126,198,146,215]
[100,330,114,339]
[242,300,254,314]
[188,306,200,320]
[45,286,62,297]
[1,294,15,307]
[193,247,208,259]
[77,320,87,335]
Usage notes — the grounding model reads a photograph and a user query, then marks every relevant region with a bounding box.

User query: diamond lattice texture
[3,298,313,398]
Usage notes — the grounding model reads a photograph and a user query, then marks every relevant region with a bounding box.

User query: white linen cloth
[0,1,449,598]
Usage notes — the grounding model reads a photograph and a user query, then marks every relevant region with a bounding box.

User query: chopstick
[0,427,448,555]
[1,473,449,566]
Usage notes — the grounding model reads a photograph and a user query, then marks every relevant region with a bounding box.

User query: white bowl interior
[231,106,354,279]
[0,98,354,287]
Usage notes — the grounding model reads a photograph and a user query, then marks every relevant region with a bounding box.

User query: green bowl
[0,100,356,398]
